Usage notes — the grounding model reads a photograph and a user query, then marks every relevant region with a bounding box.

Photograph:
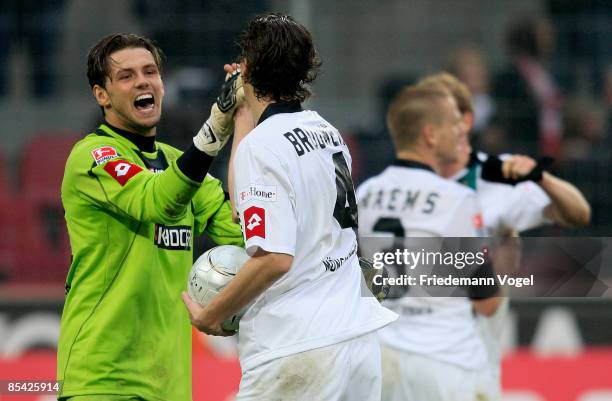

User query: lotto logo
[103,160,143,186]
[243,206,265,240]
[91,146,119,165]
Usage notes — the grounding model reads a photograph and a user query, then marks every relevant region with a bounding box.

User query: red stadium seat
[19,134,79,204]
[6,196,70,283]
[12,134,78,283]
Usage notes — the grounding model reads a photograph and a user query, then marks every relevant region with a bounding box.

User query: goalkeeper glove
[193,70,245,156]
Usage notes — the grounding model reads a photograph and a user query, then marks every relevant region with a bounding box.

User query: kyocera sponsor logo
[154,225,192,250]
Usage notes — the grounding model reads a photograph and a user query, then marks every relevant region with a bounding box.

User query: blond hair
[417,72,473,115]
[386,85,450,150]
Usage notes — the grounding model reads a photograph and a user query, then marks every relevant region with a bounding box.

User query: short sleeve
[233,139,297,256]
[500,181,552,233]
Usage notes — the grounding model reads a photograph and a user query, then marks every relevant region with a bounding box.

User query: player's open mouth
[134,93,155,111]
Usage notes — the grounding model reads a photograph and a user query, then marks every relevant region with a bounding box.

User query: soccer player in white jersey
[417,72,591,400]
[418,73,591,237]
[183,13,398,401]
[356,85,502,401]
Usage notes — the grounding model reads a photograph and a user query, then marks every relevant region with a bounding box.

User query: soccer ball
[187,245,250,331]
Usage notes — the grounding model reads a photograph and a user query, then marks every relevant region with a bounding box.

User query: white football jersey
[356,161,490,370]
[459,152,552,236]
[233,102,397,372]
[455,152,551,389]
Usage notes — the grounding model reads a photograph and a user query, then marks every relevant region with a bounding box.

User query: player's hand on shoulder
[181,292,236,337]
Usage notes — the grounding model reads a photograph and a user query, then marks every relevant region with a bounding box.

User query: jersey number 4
[332,152,358,229]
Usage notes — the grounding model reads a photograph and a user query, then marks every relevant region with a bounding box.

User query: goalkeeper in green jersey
[57,34,245,401]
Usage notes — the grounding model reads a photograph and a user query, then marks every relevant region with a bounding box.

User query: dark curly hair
[239,13,321,102]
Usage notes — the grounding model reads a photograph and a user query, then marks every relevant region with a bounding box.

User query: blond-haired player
[357,85,502,401]
[417,72,591,399]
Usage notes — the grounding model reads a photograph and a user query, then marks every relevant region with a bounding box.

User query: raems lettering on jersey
[283,127,345,157]
[244,206,265,240]
[360,187,439,214]
[103,160,143,186]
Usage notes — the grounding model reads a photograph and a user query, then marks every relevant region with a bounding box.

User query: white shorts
[380,345,494,401]
[477,296,510,401]
[236,332,382,401]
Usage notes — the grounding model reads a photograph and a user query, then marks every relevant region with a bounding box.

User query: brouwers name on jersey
[283,127,346,157]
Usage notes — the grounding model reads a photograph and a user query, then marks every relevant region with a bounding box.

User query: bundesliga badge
[91,146,119,165]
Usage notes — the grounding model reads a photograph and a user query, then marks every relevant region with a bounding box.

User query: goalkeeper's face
[94,47,164,136]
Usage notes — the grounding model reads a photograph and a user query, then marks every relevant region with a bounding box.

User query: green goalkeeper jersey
[57,124,243,401]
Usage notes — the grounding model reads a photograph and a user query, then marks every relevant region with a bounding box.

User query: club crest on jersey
[244,206,265,240]
[103,160,143,186]
[154,224,192,250]
[91,146,119,165]
[238,184,277,205]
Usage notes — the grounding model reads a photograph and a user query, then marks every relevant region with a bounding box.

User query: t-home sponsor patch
[238,184,277,205]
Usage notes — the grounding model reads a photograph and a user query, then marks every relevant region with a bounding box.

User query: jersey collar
[467,150,480,168]
[100,122,157,152]
[257,100,303,126]
[392,158,435,173]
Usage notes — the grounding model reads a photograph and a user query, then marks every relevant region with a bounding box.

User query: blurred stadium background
[0,1,611,400]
